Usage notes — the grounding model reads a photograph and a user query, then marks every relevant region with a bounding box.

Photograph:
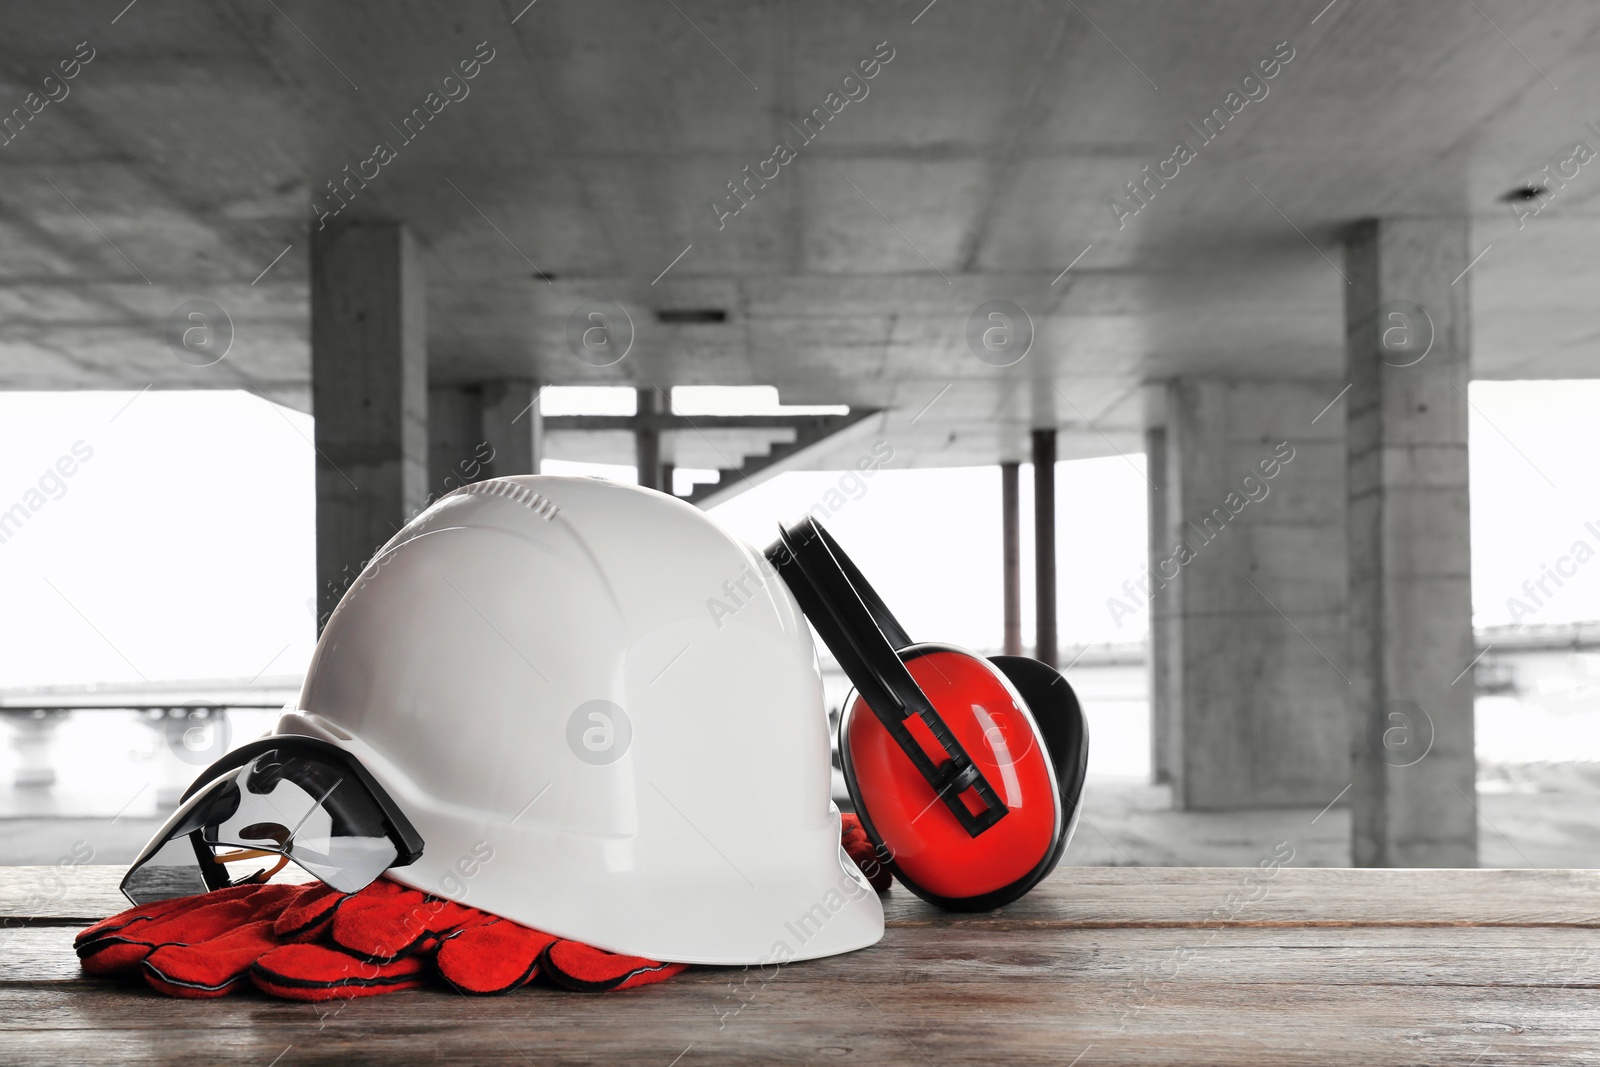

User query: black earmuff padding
[987,656,1089,873]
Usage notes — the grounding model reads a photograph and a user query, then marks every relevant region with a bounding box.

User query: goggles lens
[122,740,411,905]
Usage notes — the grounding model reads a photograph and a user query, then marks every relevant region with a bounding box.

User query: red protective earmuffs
[767,518,1088,911]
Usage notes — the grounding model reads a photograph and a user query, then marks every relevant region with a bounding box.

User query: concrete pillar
[1001,461,1023,657]
[2,709,67,788]
[428,385,484,494]
[636,387,664,491]
[312,221,427,624]
[1344,218,1477,868]
[1145,424,1177,785]
[1150,378,1348,809]
[482,380,542,477]
[1032,430,1057,669]
[429,380,542,493]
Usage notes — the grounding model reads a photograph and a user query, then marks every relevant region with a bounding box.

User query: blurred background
[5,380,1600,869]
[3,1,1600,874]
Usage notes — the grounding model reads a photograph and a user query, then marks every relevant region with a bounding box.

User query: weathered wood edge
[6,865,1600,928]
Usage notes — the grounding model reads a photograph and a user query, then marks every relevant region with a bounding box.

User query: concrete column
[430,380,541,493]
[1001,461,1023,657]
[1032,430,1057,669]
[1344,218,1477,868]
[312,221,427,625]
[1150,378,1348,809]
[2,709,66,788]
[428,385,484,494]
[481,380,542,477]
[1145,424,1177,785]
[636,387,664,491]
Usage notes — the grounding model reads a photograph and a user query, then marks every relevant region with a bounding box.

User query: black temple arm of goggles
[767,517,1007,837]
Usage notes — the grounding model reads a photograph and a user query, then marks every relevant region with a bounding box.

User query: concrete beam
[683,408,884,509]
[1344,218,1477,867]
[311,221,427,626]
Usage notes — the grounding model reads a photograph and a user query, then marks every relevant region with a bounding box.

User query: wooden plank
[10,865,1600,929]
[1,951,1597,1066]
[0,991,1594,1067]
[0,865,125,924]
[8,923,1600,987]
[879,865,1600,929]
[10,866,1600,1064]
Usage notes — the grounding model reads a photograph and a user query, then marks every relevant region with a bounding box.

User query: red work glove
[80,879,686,1000]
[251,879,486,1000]
[74,880,347,997]
[841,812,893,892]
[254,881,688,999]
[435,917,687,994]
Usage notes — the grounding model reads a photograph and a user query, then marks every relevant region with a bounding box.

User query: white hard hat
[253,475,883,966]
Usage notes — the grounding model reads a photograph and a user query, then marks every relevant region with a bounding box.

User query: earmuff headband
[805,521,912,649]
[767,518,1008,837]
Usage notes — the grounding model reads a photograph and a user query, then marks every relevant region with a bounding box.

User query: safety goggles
[121,735,424,906]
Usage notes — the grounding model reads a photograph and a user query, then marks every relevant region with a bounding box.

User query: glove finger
[845,843,892,891]
[840,814,892,892]
[540,940,688,993]
[79,886,293,974]
[331,882,484,960]
[129,882,305,941]
[251,943,428,1002]
[79,881,331,975]
[140,919,283,998]
[75,879,288,952]
[76,891,211,949]
[273,882,350,941]
[435,919,558,995]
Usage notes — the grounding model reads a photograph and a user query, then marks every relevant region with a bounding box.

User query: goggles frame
[122,734,424,905]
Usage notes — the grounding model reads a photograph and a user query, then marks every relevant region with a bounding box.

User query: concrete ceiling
[1,0,1597,468]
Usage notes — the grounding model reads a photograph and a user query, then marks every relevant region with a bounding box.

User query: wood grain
[6,865,1600,1065]
[9,865,1600,927]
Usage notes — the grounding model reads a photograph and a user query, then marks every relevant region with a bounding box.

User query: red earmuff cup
[842,645,1063,908]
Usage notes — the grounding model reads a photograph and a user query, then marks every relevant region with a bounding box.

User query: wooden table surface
[5,863,1600,1065]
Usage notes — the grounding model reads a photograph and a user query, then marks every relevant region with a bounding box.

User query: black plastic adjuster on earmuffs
[767,518,1008,838]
